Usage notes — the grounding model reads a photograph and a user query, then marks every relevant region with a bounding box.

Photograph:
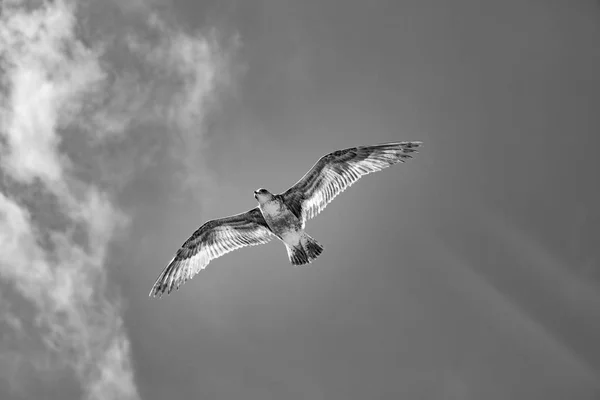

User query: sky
[1,0,599,399]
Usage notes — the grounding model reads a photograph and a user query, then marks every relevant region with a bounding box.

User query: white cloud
[0,0,105,187]
[0,0,237,398]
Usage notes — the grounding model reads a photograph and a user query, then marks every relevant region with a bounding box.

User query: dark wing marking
[150,208,273,297]
[281,141,421,224]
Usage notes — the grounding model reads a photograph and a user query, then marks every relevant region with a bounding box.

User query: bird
[149,141,422,297]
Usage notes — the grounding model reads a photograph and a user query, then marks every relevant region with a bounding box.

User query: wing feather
[150,207,273,297]
[281,141,421,223]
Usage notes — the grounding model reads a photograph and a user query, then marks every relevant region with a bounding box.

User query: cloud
[121,9,241,193]
[0,0,236,398]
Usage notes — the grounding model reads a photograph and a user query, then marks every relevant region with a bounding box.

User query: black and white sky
[1,1,600,399]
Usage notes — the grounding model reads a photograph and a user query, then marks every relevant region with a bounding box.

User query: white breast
[261,200,281,216]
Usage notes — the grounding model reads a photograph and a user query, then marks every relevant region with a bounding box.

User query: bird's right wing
[281,141,421,223]
[150,207,273,297]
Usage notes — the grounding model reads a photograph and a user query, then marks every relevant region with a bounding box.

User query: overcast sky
[1,1,600,399]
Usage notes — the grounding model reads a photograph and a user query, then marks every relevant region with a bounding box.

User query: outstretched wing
[150,207,273,297]
[281,141,421,223]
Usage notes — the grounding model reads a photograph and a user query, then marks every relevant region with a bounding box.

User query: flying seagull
[150,141,422,297]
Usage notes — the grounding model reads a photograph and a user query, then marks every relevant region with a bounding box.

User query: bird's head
[253,188,272,202]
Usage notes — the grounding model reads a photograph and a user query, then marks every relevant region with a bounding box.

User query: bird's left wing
[281,141,421,224]
[150,207,273,297]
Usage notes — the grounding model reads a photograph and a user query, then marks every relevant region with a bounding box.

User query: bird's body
[150,141,422,297]
[256,193,323,266]
[258,196,302,244]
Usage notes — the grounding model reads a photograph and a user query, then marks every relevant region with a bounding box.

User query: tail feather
[287,233,324,266]
[287,244,310,265]
[302,234,324,260]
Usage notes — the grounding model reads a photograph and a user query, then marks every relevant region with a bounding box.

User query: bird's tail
[286,233,324,266]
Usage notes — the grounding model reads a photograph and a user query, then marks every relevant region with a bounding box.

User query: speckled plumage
[150,141,421,297]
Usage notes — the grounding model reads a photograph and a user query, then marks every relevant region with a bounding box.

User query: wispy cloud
[122,8,241,192]
[0,0,236,398]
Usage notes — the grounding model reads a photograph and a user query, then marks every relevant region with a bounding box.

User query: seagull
[150,141,422,297]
